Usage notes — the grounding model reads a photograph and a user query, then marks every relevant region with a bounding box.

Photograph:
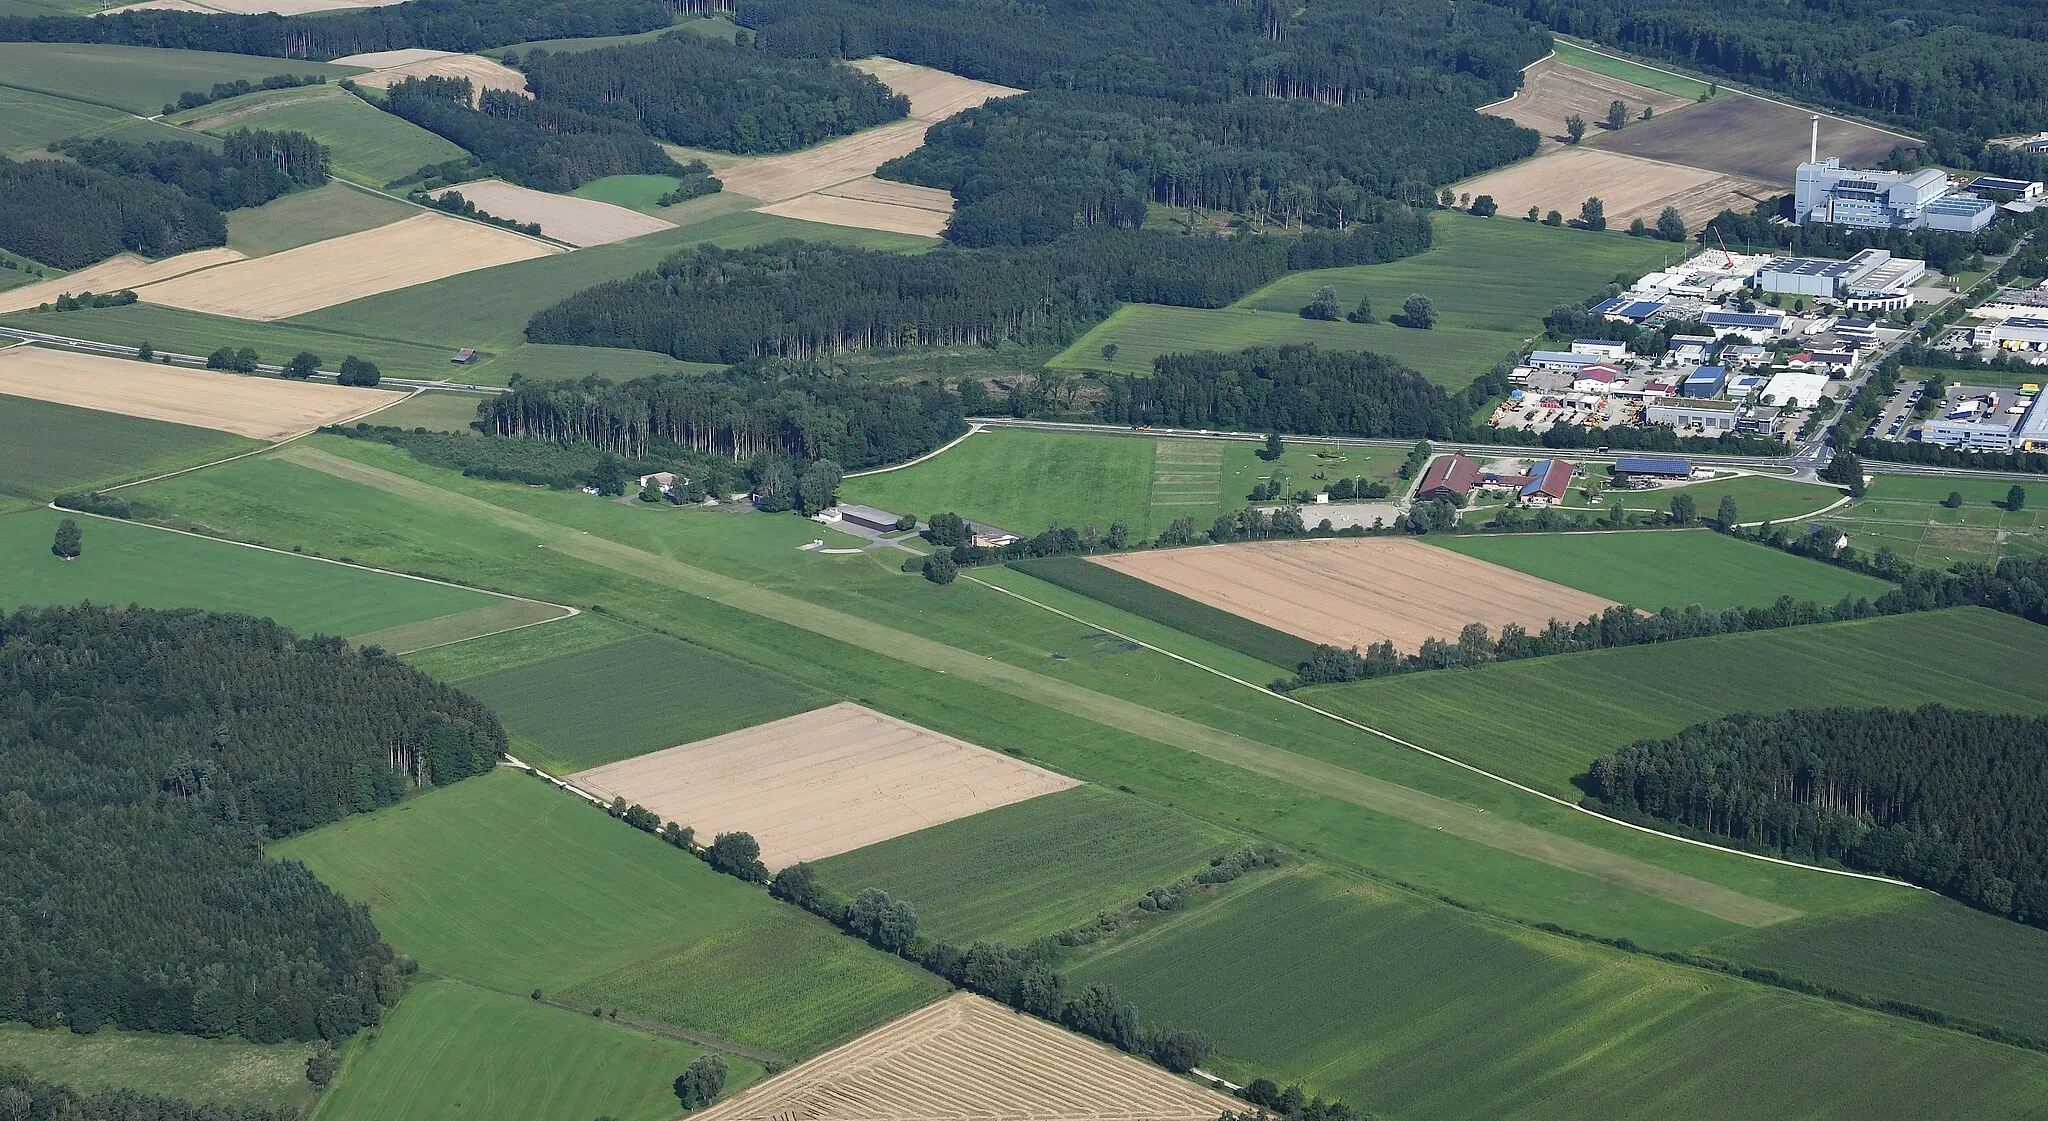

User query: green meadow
[1051,214,1681,388]
[312,981,758,1121]
[360,389,489,433]
[814,785,1245,943]
[1068,870,2048,1121]
[0,506,490,638]
[1552,40,1713,99]
[455,631,827,772]
[187,88,466,187]
[0,43,359,116]
[0,1024,311,1112]
[1428,528,1893,611]
[0,303,469,385]
[573,174,688,213]
[225,183,413,257]
[0,394,256,506]
[0,85,201,155]
[271,769,944,1057]
[402,609,645,681]
[1823,472,2048,568]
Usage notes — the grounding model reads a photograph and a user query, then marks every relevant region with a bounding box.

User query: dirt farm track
[693,992,1242,1121]
[569,702,1078,868]
[0,345,400,439]
[1091,538,1619,655]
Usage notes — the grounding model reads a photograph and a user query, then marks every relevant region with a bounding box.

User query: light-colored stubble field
[0,346,399,439]
[570,701,1079,868]
[1091,537,1618,654]
[430,179,674,245]
[693,992,1240,1121]
[1482,56,1689,150]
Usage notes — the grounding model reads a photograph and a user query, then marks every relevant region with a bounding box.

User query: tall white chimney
[1809,114,1820,164]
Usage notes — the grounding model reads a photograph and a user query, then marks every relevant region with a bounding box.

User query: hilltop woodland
[525,214,1434,360]
[1490,0,2048,138]
[0,131,325,268]
[379,77,680,192]
[0,605,505,1042]
[517,35,908,154]
[1588,705,2048,928]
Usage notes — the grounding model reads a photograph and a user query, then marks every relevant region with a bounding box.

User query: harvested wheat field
[334,49,527,98]
[570,702,1078,869]
[429,180,671,246]
[0,247,243,314]
[1091,538,1618,655]
[135,212,559,320]
[1456,146,1775,227]
[758,193,950,237]
[0,346,398,440]
[849,57,1022,121]
[1595,92,1909,184]
[1483,57,1689,150]
[715,120,934,203]
[695,992,1239,1121]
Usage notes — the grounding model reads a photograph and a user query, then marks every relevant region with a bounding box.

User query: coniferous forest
[1588,705,2048,928]
[0,156,227,268]
[0,605,505,1042]
[1096,345,1475,440]
[379,77,680,192]
[519,36,908,154]
[59,130,328,212]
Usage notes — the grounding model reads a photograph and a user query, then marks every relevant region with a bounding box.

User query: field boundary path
[269,443,1838,925]
[845,422,984,477]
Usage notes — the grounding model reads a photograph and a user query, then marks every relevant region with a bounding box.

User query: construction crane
[1711,224,1735,268]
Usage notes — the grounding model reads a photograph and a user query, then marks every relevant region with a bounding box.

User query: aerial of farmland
[7,1,2048,1119]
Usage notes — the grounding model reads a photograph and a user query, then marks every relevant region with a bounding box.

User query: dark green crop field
[455,631,826,772]
[1007,556,1318,673]
[814,785,1245,943]
[0,393,257,505]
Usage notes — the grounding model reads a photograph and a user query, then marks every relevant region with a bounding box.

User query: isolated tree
[1607,100,1629,131]
[705,831,767,881]
[1300,283,1341,321]
[639,475,664,502]
[1399,293,1437,329]
[1656,206,1686,242]
[1943,490,1965,509]
[1438,187,1457,209]
[1579,197,1607,231]
[206,347,235,370]
[1107,519,1129,549]
[1100,342,1118,361]
[1669,492,1696,524]
[1346,292,1375,323]
[284,351,320,379]
[1642,104,1655,121]
[337,355,381,386]
[923,550,958,584]
[2000,484,2027,511]
[51,518,80,559]
[1565,113,1586,144]
[1470,194,1498,217]
[135,341,153,361]
[795,458,843,515]
[1544,209,1564,226]
[674,1054,729,1111]
[1262,432,1285,460]
[1717,494,1739,528]
[1526,205,1541,222]
[231,347,259,373]
[587,452,627,496]
[1820,450,1863,487]
[1629,217,1648,237]
[306,1046,339,1088]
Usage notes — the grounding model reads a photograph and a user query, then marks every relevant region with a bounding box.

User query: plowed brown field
[569,702,1077,869]
[1594,91,1910,184]
[693,992,1240,1121]
[1483,57,1689,150]
[1091,538,1618,654]
[134,212,558,320]
[0,346,399,439]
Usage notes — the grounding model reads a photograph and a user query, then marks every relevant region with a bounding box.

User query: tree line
[0,0,672,61]
[0,1066,294,1121]
[166,72,325,115]
[525,215,1432,362]
[379,76,680,192]
[1096,345,1479,440]
[60,129,327,211]
[519,35,908,155]
[1587,704,2048,928]
[1489,0,2048,138]
[0,605,505,1043]
[880,91,1536,245]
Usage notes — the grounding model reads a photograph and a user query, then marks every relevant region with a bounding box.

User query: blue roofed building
[1682,366,1727,398]
[1612,455,1692,478]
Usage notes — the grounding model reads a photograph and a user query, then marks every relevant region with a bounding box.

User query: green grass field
[1007,556,1318,672]
[455,631,827,772]
[0,1024,312,1111]
[0,394,256,505]
[1901,363,2038,390]
[812,785,1245,943]
[1051,214,1681,388]
[361,390,488,433]
[839,427,1390,542]
[402,610,644,680]
[271,768,944,1057]
[189,88,466,187]
[1305,608,2048,798]
[1705,892,2048,1041]
[1544,473,1844,524]
[0,506,491,638]
[1427,528,1893,611]
[1822,472,2048,568]
[0,44,359,116]
[573,174,686,213]
[0,303,470,385]
[1067,870,2048,1120]
[1553,40,1714,100]
[0,85,204,155]
[225,183,412,257]
[312,981,756,1121]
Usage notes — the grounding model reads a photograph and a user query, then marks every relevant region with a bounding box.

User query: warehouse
[1991,317,2048,352]
[1753,249,1926,299]
[1758,370,1831,408]
[1612,454,1693,479]
[1647,398,1740,431]
[1923,194,1999,233]
[1590,297,1666,324]
[1681,366,1727,398]
[1700,310,1788,340]
[2016,393,2048,451]
[1571,339,1630,361]
[1526,350,1603,372]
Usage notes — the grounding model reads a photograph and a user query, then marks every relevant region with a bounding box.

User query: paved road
[0,326,505,394]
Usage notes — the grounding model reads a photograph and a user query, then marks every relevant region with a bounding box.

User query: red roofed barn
[1416,454,1480,502]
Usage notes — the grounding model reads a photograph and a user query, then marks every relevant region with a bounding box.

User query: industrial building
[1970,176,2046,202]
[1572,364,1622,391]
[1794,150,1994,232]
[1681,366,1727,398]
[1612,455,1692,479]
[1752,249,1926,301]
[2017,393,2048,451]
[1571,339,1630,361]
[1526,350,1604,371]
[1589,297,1666,324]
[1758,370,1831,409]
[1700,310,1788,341]
[1991,317,2048,353]
[1647,398,1740,431]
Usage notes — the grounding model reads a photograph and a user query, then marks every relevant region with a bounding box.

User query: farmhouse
[1519,459,1572,506]
[1416,453,1480,502]
[637,471,677,494]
